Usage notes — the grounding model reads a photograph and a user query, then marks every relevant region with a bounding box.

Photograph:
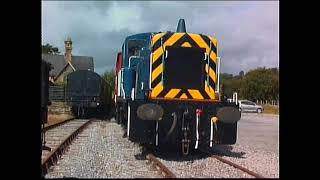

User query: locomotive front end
[146,29,240,153]
[115,19,241,155]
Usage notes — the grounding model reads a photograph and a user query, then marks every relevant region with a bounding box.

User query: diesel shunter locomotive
[114,19,241,155]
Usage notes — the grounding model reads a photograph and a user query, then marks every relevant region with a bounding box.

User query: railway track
[199,150,266,178]
[43,118,75,132]
[42,119,267,178]
[145,149,266,178]
[146,153,176,178]
[41,119,93,175]
[44,120,164,178]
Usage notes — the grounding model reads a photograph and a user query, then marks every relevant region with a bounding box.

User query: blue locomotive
[114,19,241,155]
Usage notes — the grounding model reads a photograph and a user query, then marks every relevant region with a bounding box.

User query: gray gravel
[45,119,162,178]
[155,143,278,178]
[211,144,279,178]
[155,113,279,178]
[157,152,254,178]
[238,113,279,152]
[45,113,279,178]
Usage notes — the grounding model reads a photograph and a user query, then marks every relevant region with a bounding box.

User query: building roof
[41,54,94,77]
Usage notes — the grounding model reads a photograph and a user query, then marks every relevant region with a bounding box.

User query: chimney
[64,37,72,62]
[176,19,186,33]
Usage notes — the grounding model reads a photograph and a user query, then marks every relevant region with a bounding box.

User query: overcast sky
[42,1,279,75]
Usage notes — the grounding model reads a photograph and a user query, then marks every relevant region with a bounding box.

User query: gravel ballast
[45,113,279,178]
[45,120,161,178]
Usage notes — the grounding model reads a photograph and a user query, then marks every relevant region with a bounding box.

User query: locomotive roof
[125,32,217,42]
[42,54,94,77]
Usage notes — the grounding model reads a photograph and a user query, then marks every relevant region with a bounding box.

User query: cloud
[42,1,278,75]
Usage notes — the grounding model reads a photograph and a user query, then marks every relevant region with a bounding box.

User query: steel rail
[41,119,93,175]
[146,153,176,178]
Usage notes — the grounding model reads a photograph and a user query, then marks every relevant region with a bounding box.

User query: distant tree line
[42,43,60,55]
[220,67,279,105]
[101,70,115,97]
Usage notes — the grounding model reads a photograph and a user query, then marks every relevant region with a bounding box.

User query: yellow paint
[152,47,164,63]
[163,33,185,47]
[187,89,204,99]
[211,117,219,123]
[148,96,220,102]
[152,33,185,63]
[208,36,218,49]
[181,42,192,47]
[205,64,217,83]
[205,80,215,99]
[164,89,181,98]
[209,53,217,64]
[151,64,163,82]
[152,33,165,46]
[150,33,220,101]
[180,93,188,99]
[189,34,209,52]
[189,34,217,63]
[151,83,164,97]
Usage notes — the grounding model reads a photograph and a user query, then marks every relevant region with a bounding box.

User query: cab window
[128,40,148,58]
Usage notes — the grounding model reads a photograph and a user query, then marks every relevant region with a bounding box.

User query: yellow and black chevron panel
[150,32,218,101]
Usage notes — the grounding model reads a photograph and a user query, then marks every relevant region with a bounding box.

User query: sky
[42,1,279,75]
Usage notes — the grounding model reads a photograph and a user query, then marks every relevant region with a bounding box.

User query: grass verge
[262,105,279,115]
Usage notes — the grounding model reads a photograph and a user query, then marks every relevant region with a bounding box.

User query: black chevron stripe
[151,33,218,100]
[204,72,216,92]
[199,89,211,99]
[200,34,217,54]
[208,78,216,91]
[172,89,193,99]
[152,59,162,71]
[184,90,193,99]
[157,88,171,98]
[151,75,162,88]
[174,90,184,98]
[208,58,217,73]
[170,33,200,48]
[152,32,174,51]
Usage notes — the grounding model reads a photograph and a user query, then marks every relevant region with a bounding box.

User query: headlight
[217,107,241,123]
[137,103,164,120]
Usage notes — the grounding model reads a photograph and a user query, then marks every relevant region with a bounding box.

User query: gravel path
[156,151,254,178]
[45,119,162,178]
[211,144,279,178]
[45,115,279,178]
[154,113,279,178]
[154,143,278,178]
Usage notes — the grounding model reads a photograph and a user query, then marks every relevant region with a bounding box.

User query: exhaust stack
[176,19,186,33]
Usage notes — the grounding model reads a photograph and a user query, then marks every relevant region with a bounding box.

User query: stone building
[42,38,94,84]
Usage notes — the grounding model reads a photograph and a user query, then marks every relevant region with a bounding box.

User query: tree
[220,73,242,98]
[240,67,279,102]
[42,43,60,54]
[101,69,115,95]
[219,68,278,103]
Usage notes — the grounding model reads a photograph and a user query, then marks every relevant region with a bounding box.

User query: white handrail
[232,92,238,105]
[128,56,140,68]
[216,57,221,93]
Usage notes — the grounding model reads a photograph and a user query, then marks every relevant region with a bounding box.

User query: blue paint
[122,67,136,99]
[121,32,154,100]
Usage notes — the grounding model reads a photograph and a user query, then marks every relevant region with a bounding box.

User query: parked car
[238,100,263,113]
